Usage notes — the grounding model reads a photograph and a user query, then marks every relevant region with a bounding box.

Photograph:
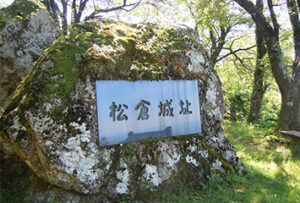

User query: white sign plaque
[96,80,201,146]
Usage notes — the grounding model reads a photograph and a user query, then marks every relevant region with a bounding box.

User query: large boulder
[0,0,59,111]
[0,21,244,200]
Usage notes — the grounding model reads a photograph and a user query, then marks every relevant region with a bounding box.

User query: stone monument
[0,20,244,201]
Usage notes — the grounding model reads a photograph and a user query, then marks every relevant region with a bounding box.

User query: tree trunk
[248,0,267,122]
[265,32,300,131]
[247,54,266,122]
[234,0,300,131]
[279,0,300,131]
[279,81,300,131]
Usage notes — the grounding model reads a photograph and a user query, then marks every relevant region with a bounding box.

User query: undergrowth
[159,120,300,202]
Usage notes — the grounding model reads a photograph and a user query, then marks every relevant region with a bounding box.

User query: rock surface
[0,0,58,111]
[0,21,244,201]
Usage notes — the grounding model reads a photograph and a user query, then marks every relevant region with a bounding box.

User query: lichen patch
[185,155,198,166]
[58,122,100,190]
[167,151,181,169]
[144,164,162,186]
[211,159,224,172]
[116,169,130,194]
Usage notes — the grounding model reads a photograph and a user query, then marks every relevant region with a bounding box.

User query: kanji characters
[179,100,192,115]
[109,102,128,121]
[158,99,174,117]
[135,99,151,120]
[109,99,192,121]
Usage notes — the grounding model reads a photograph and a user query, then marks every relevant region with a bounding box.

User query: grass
[1,120,299,202]
[160,120,300,202]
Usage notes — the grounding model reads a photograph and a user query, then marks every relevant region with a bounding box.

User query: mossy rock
[0,21,244,201]
[0,0,41,28]
[0,0,58,111]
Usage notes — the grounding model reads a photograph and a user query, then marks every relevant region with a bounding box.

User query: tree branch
[210,25,232,66]
[233,0,292,91]
[217,45,256,62]
[233,0,275,35]
[71,0,77,24]
[84,0,142,21]
[233,52,254,72]
[92,0,96,11]
[74,0,89,23]
[186,4,198,30]
[60,0,68,33]
[267,0,280,38]
[42,0,59,24]
[209,30,216,61]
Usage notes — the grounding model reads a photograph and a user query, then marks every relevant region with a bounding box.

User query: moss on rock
[0,0,59,111]
[0,20,245,200]
[4,21,197,124]
[0,0,40,25]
